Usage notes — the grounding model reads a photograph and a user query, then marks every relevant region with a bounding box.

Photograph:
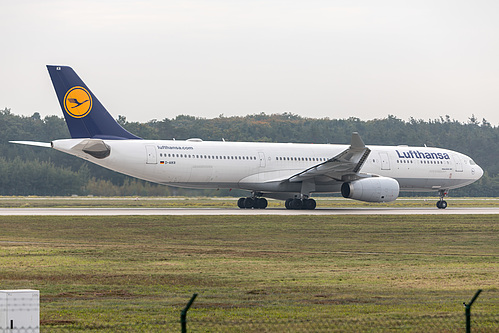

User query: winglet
[350,132,365,150]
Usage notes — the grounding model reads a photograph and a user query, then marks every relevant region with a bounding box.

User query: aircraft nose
[473,164,484,180]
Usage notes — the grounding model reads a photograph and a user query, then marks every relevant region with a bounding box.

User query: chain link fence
[34,312,498,332]
[2,293,498,332]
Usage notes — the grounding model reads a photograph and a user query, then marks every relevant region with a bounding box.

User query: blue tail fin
[47,65,141,140]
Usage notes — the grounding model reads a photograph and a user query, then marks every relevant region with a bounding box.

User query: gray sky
[1,0,498,125]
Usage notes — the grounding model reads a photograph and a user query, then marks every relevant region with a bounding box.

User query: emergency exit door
[379,152,390,170]
[258,152,266,167]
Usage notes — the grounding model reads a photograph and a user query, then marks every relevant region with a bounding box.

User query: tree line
[1,107,498,197]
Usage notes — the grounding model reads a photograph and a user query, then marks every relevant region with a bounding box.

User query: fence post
[464,289,482,333]
[181,293,198,333]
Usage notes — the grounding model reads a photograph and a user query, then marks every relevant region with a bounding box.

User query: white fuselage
[52,139,483,195]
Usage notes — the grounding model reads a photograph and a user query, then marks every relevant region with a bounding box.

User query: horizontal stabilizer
[9,141,51,148]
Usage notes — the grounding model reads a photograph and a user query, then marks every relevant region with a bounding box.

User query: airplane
[10,65,483,210]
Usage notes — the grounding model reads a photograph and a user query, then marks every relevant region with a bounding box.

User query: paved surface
[0,207,497,216]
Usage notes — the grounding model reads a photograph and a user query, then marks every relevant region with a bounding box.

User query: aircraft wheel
[303,198,316,210]
[436,200,447,209]
[255,198,268,209]
[290,198,303,210]
[285,198,293,209]
[244,197,255,209]
[237,197,246,209]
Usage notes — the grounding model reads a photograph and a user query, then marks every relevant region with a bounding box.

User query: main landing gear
[237,196,268,209]
[285,198,316,210]
[436,189,448,209]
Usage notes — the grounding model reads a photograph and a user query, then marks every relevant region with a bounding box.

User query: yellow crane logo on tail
[63,86,92,118]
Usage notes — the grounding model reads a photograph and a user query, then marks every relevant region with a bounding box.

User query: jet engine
[341,177,399,203]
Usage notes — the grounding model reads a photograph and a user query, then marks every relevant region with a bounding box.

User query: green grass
[0,215,497,332]
[0,196,498,208]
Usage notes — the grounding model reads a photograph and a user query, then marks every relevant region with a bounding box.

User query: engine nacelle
[341,177,399,203]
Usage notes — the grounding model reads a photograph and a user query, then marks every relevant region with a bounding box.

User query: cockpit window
[470,159,476,165]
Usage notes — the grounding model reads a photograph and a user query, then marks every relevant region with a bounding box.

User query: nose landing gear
[436,189,448,209]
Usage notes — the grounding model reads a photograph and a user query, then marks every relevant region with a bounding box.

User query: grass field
[0,213,497,332]
[0,196,498,208]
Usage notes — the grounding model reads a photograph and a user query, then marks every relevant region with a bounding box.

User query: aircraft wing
[9,141,52,148]
[288,132,371,183]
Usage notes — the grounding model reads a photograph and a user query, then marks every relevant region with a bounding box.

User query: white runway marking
[0,207,497,216]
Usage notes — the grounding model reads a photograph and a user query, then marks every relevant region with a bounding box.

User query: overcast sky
[1,0,498,125]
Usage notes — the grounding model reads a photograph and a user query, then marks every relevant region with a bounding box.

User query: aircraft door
[145,145,157,164]
[379,152,390,170]
[453,154,463,172]
[258,152,266,167]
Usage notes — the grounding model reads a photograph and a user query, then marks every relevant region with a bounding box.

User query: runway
[0,207,497,216]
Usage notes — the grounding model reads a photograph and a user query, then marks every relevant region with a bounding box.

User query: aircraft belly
[396,176,475,191]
